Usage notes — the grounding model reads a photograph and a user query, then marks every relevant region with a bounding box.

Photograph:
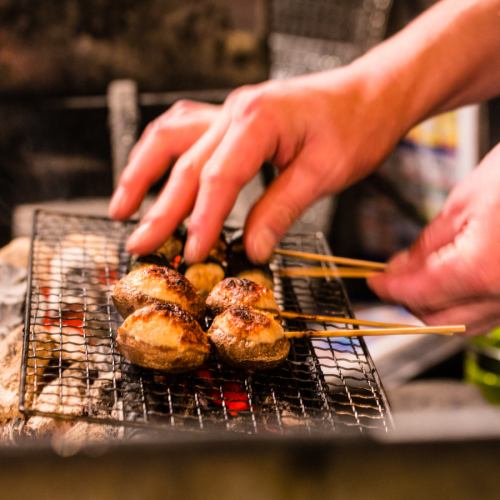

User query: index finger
[109,102,218,220]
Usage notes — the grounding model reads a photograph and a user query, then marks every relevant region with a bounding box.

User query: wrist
[348,0,500,130]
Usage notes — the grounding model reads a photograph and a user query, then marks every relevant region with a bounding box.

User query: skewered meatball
[112,265,205,320]
[117,303,210,372]
[237,269,274,291]
[185,262,225,299]
[206,277,279,315]
[180,234,227,298]
[228,233,273,290]
[208,306,290,370]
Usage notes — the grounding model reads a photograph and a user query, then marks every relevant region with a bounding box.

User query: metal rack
[20,210,391,433]
[269,0,393,78]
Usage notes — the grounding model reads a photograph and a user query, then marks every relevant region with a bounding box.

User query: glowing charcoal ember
[222,382,250,416]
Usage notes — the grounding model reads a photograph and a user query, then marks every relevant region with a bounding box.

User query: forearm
[350,0,500,135]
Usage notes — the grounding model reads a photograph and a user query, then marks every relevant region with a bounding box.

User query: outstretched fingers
[109,101,219,220]
[125,116,229,254]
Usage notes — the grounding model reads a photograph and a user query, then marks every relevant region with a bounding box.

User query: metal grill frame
[19,210,392,434]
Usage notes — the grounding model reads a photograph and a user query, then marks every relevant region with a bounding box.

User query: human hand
[109,69,402,263]
[369,144,500,336]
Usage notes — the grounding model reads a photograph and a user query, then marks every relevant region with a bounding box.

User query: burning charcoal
[0,421,19,445]
[119,364,157,424]
[278,405,306,429]
[0,263,26,338]
[258,395,305,431]
[0,237,30,269]
[24,362,89,438]
[35,322,114,372]
[88,375,122,421]
[52,421,123,456]
[62,234,120,266]
[0,325,55,422]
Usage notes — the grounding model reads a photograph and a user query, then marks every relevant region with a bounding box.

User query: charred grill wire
[20,210,391,433]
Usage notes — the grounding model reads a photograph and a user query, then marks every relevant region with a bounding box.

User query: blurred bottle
[465,327,500,404]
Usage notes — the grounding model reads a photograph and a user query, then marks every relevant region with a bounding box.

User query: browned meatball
[206,278,279,315]
[112,265,205,320]
[208,306,289,370]
[117,303,210,373]
[185,262,225,299]
[237,269,274,291]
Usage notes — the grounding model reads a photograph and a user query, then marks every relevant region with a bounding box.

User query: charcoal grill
[19,210,391,433]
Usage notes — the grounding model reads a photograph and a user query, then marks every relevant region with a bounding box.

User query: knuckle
[187,217,204,234]
[226,85,255,105]
[237,93,270,121]
[172,157,195,178]
[119,166,138,188]
[201,161,247,189]
[267,200,301,236]
[141,121,156,137]
[147,117,169,138]
[228,85,274,123]
[169,99,195,115]
[200,168,223,188]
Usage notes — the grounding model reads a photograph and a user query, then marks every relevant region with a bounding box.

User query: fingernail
[387,250,410,272]
[249,227,276,263]
[126,220,154,252]
[109,186,127,218]
[184,234,201,264]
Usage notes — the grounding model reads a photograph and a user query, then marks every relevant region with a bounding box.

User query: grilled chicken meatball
[117,303,210,372]
[228,234,273,290]
[208,306,289,370]
[237,269,274,291]
[206,277,279,315]
[112,265,205,320]
[185,262,225,299]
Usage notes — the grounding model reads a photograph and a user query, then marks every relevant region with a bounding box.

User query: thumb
[368,210,468,310]
[386,209,458,274]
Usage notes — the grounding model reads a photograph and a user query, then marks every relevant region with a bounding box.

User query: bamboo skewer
[244,248,465,337]
[274,248,387,270]
[285,324,466,338]
[278,310,412,328]
[277,266,380,279]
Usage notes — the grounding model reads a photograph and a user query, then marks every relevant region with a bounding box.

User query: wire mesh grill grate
[269,0,392,78]
[20,210,391,433]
